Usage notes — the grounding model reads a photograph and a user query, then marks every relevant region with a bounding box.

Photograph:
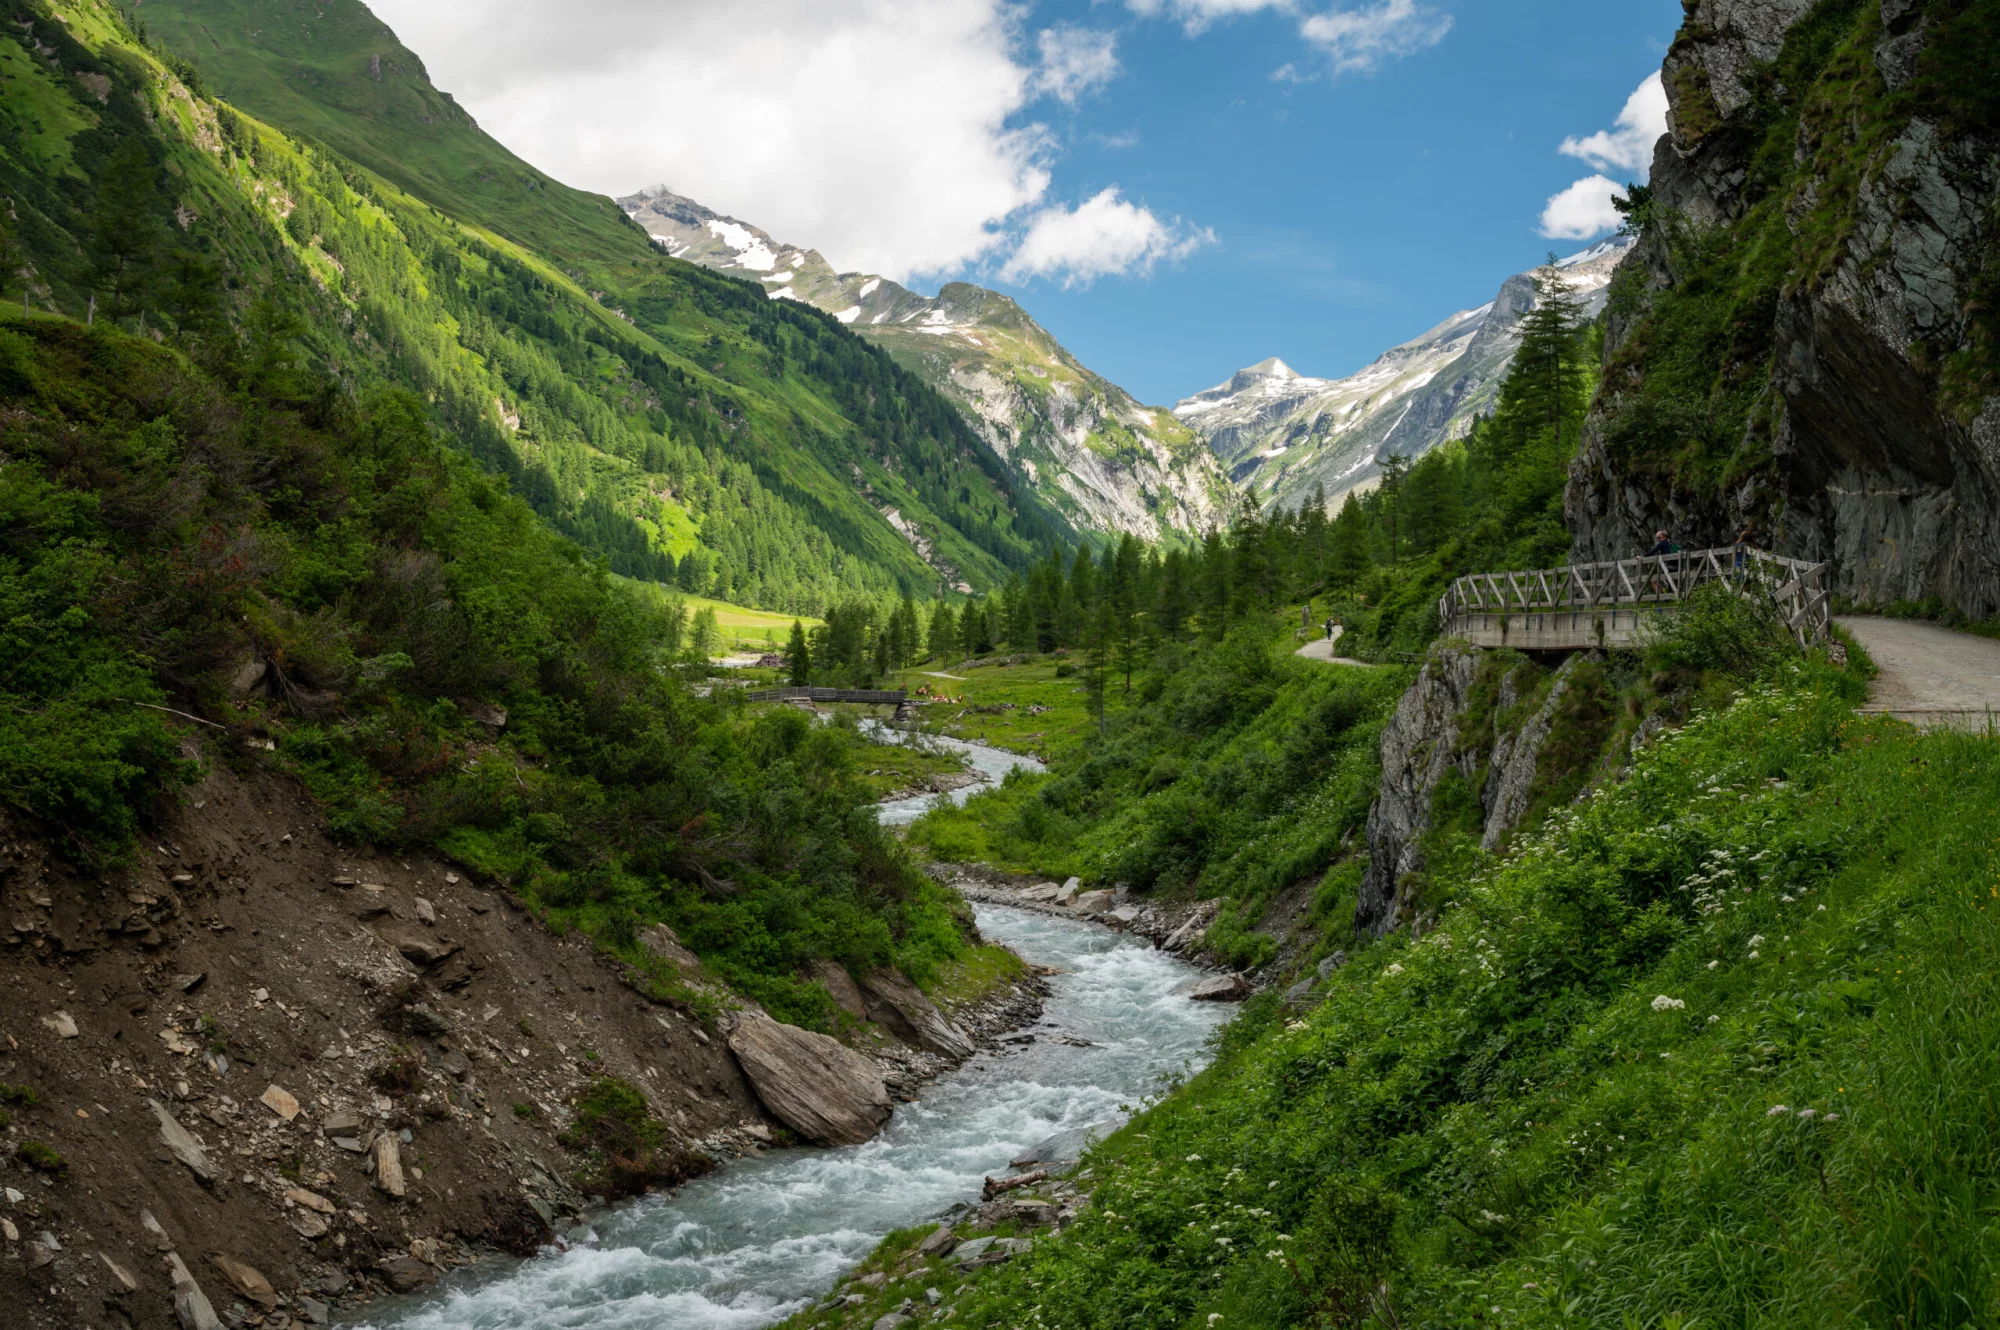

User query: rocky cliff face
[1179,240,1631,512]
[1569,0,2000,613]
[621,188,1237,543]
[1358,650,1608,936]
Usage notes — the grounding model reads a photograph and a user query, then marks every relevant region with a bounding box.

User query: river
[347,903,1226,1330]
[865,722,1046,826]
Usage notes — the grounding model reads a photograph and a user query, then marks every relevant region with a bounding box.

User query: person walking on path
[1646,530,1681,596]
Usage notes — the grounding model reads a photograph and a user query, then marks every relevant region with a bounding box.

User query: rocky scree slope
[1568,0,2000,614]
[1178,239,1630,512]
[0,752,1044,1330]
[622,187,1238,544]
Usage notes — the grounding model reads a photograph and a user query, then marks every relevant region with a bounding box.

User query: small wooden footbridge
[1438,546,1832,651]
[743,686,916,720]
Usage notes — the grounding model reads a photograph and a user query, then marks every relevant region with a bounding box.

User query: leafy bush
[15,1141,65,1175]
[1644,580,1794,680]
[559,1076,712,1201]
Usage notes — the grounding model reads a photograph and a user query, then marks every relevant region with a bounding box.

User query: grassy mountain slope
[7,0,1072,613]
[624,187,1237,544]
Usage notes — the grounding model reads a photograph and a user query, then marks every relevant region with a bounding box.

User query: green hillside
[1,0,1072,615]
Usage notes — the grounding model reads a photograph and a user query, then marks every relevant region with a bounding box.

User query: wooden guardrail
[1438,547,1831,651]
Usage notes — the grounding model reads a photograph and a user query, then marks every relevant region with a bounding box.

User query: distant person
[1647,530,1679,558]
[1325,617,1337,641]
[1733,523,1756,572]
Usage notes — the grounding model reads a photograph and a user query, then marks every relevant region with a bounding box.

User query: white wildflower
[1817,904,1827,912]
[1748,934,1765,947]
[1767,1104,1790,1116]
[1186,1154,1201,1162]
[1797,1108,1817,1119]
[1651,995,1686,1011]
[1748,950,1760,959]
[1385,963,1405,976]
[1707,1015,1720,1023]
[1209,1317,1223,1327]
[1707,960,1721,969]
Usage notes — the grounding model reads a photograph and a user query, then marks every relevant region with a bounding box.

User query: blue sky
[375,0,1683,405]
[984,0,1683,402]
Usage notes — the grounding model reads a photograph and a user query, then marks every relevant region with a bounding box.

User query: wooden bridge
[1438,547,1832,651]
[743,686,909,706]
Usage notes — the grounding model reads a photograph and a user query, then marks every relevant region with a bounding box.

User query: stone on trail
[1188,973,1251,1002]
[41,1010,78,1038]
[260,1084,301,1121]
[209,1252,279,1307]
[167,1251,222,1330]
[372,1131,408,1197]
[725,1010,892,1146]
[149,1100,217,1184]
[858,968,974,1059]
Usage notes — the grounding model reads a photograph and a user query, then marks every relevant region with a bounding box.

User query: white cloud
[1538,73,1668,240]
[1130,0,1449,74]
[365,0,1052,281]
[1538,175,1627,240]
[1298,1,1454,74]
[1559,72,1668,175]
[1031,25,1121,104]
[1000,189,1216,287]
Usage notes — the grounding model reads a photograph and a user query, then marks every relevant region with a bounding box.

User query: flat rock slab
[727,1010,891,1146]
[859,968,974,1059]
[149,1100,216,1184]
[1188,973,1251,1002]
[259,1084,300,1121]
[1011,1121,1111,1168]
[810,958,869,1020]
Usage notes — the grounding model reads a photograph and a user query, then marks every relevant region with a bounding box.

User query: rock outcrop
[1568,0,2000,615]
[858,968,976,1059]
[1359,649,1602,935]
[725,1011,894,1146]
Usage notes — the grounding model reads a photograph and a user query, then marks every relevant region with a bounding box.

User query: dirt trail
[1839,616,2000,729]
[1295,626,1369,667]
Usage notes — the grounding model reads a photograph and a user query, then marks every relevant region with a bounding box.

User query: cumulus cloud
[367,0,1057,281]
[1126,0,1292,35]
[1537,73,1667,240]
[1538,175,1627,240]
[1558,72,1668,174]
[1000,189,1217,287]
[1031,24,1122,104]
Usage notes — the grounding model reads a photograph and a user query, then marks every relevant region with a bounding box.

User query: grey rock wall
[1569,0,2000,615]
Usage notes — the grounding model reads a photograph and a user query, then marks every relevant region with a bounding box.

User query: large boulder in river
[726,1011,892,1146]
[859,968,974,1059]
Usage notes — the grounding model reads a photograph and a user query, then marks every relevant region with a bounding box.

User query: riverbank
[345,905,1227,1329]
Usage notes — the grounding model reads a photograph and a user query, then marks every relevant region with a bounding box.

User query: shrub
[0,1083,39,1107]
[1644,580,1794,680]
[558,1076,712,1201]
[15,1141,66,1174]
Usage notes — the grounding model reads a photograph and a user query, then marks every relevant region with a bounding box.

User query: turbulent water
[348,906,1225,1330]
[866,724,1046,826]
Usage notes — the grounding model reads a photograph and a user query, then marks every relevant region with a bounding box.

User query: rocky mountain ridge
[620,187,1237,543]
[1179,238,1632,511]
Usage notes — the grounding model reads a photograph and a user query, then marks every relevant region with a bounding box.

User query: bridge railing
[1438,547,1831,648]
[742,686,909,705]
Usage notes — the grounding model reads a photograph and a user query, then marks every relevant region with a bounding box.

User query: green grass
[559,1075,710,1200]
[889,659,1107,761]
[927,943,1031,1010]
[914,656,2000,1327]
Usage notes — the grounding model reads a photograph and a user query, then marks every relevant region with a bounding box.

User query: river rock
[1012,1121,1111,1169]
[873,1316,912,1330]
[914,1224,959,1257]
[809,959,868,1019]
[1188,973,1250,1002]
[1070,890,1115,916]
[149,1100,217,1185]
[1055,877,1082,905]
[1107,904,1142,926]
[639,924,702,976]
[726,1011,892,1146]
[379,1255,434,1292]
[858,968,974,1059]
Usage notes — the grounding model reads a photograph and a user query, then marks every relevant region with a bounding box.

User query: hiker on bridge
[1646,530,1683,596]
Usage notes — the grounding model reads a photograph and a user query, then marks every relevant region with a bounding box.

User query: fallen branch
[982,1169,1049,1200]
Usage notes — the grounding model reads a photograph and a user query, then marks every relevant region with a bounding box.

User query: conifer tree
[786,620,812,685]
[82,139,164,324]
